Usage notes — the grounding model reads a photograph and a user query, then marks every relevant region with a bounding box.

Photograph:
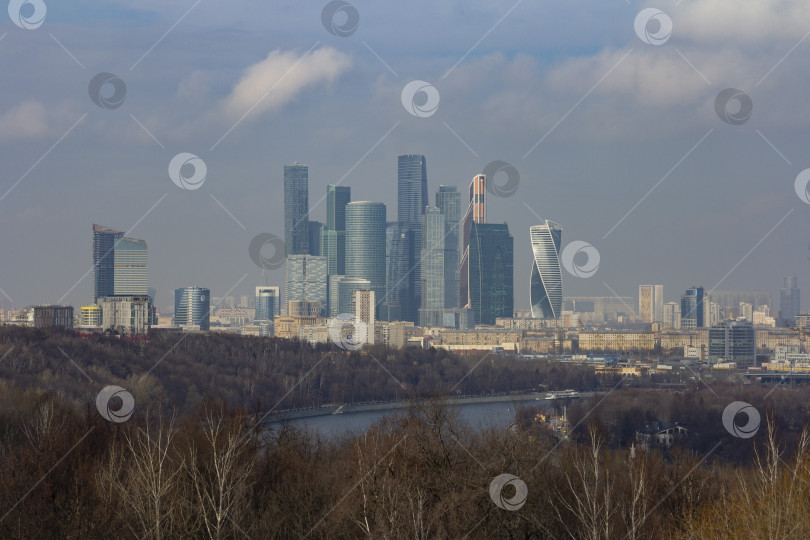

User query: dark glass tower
[346,202,387,308]
[321,185,351,275]
[468,222,514,326]
[93,224,124,303]
[680,287,705,329]
[780,275,800,325]
[436,186,461,309]
[283,163,309,256]
[174,287,211,331]
[397,154,428,323]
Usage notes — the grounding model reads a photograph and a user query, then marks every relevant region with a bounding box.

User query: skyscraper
[351,289,376,345]
[468,222,513,325]
[397,154,428,323]
[307,221,322,256]
[327,184,351,230]
[255,286,280,321]
[283,163,309,256]
[174,287,211,330]
[419,206,446,326]
[285,255,327,315]
[663,302,681,329]
[436,185,461,309]
[529,221,563,319]
[654,284,664,322]
[460,174,486,308]
[384,222,409,321]
[680,287,705,329]
[780,275,800,325]
[92,224,148,303]
[321,185,350,276]
[346,201,387,309]
[639,285,664,323]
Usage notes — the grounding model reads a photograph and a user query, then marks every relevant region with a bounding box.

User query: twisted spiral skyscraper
[530,221,562,319]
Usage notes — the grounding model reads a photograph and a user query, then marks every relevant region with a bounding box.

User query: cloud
[0,101,49,141]
[221,47,352,122]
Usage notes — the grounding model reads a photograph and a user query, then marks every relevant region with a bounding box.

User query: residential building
[99,295,150,335]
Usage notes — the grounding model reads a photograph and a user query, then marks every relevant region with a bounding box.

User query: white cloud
[0,100,49,141]
[221,46,352,121]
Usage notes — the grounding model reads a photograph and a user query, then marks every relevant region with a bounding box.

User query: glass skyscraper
[468,222,513,326]
[346,201,387,310]
[384,222,409,321]
[397,154,428,323]
[530,221,562,319]
[321,185,350,276]
[436,185,461,309]
[680,287,705,329]
[92,224,148,303]
[255,286,280,321]
[285,255,327,315]
[419,206,445,326]
[283,163,309,256]
[92,224,124,303]
[307,221,322,256]
[174,287,211,330]
[460,174,486,309]
[780,275,800,325]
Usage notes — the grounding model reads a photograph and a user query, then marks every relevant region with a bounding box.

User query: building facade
[708,320,755,366]
[530,221,563,319]
[99,295,150,335]
[346,202,387,312]
[254,286,280,321]
[285,255,327,315]
[780,275,800,325]
[680,287,705,329]
[460,174,486,309]
[283,163,309,256]
[397,154,428,323]
[436,185,461,309]
[468,221,514,326]
[174,287,211,330]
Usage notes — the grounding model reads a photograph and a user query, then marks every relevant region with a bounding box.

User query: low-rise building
[578,331,656,352]
[33,305,74,329]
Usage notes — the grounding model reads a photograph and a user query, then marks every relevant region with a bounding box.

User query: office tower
[468,221,513,325]
[708,320,755,367]
[92,224,148,303]
[255,286,280,321]
[460,174,486,308]
[351,289,376,345]
[397,154,428,323]
[639,285,664,323]
[346,201,386,309]
[419,206,446,327]
[663,301,681,329]
[530,221,563,320]
[308,221,322,256]
[93,224,124,302]
[780,275,800,325]
[680,287,705,329]
[321,185,351,276]
[174,287,211,330]
[384,222,409,321]
[285,255,327,315]
[283,163,309,255]
[436,185,461,309]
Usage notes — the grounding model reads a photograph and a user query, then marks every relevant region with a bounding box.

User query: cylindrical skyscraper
[346,202,386,308]
[174,287,211,330]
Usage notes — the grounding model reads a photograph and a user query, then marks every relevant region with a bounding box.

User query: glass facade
[283,163,309,256]
[397,155,428,323]
[321,184,351,277]
[460,175,486,309]
[307,221,322,256]
[255,286,279,321]
[113,237,148,296]
[346,202,386,311]
[327,185,351,231]
[468,222,513,326]
[285,255,327,315]
[680,287,705,329]
[420,206,445,325]
[92,224,124,303]
[780,274,800,325]
[530,221,562,319]
[174,287,211,330]
[384,222,408,321]
[708,320,755,366]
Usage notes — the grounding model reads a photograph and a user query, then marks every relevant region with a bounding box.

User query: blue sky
[1,0,809,314]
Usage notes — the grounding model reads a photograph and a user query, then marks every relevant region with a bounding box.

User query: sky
[1,0,809,314]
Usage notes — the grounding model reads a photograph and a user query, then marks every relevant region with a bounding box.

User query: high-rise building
[663,302,681,329]
[780,275,800,325]
[383,222,409,321]
[351,289,376,345]
[468,222,513,326]
[255,286,280,321]
[326,184,351,231]
[639,285,664,323]
[283,163,309,256]
[328,276,372,316]
[346,202,386,310]
[285,255,327,315]
[529,221,563,320]
[680,287,705,329]
[654,284,664,322]
[436,185,461,309]
[321,185,351,276]
[174,287,211,330]
[738,302,753,321]
[419,206,446,327]
[460,174,486,308]
[708,319,755,366]
[397,155,428,323]
[92,224,123,303]
[308,221,322,256]
[92,224,148,303]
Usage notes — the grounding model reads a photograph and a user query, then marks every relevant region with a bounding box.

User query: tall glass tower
[321,185,351,276]
[92,224,124,303]
[397,154,428,323]
[384,222,409,321]
[174,287,210,330]
[680,287,705,329]
[436,185,461,309]
[255,286,280,320]
[460,174,486,309]
[346,202,387,309]
[92,224,148,303]
[284,163,309,256]
[419,206,446,326]
[530,221,562,319]
[468,222,513,325]
[780,275,800,325]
